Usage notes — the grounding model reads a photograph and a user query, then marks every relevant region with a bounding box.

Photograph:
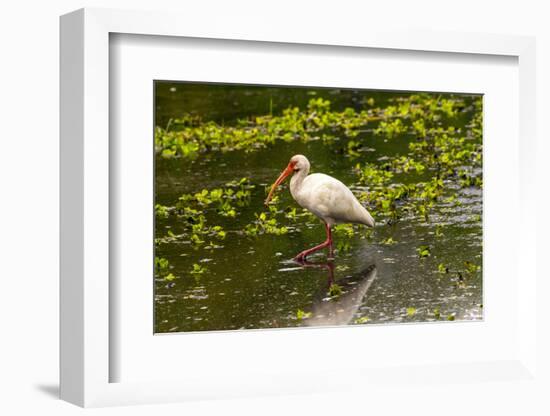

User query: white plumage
[265,154,374,261]
[291,172,374,227]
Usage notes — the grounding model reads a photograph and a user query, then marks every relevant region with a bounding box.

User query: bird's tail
[363,210,375,228]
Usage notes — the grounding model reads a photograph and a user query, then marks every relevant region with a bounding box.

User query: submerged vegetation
[155,85,483,332]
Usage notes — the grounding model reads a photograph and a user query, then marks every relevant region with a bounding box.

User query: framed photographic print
[60,7,541,409]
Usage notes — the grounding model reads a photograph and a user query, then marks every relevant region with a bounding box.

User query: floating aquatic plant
[164,273,176,282]
[296,309,312,320]
[155,256,177,282]
[417,245,431,258]
[328,283,343,298]
[375,118,406,139]
[464,261,480,274]
[155,204,171,219]
[333,224,354,239]
[190,263,207,275]
[155,257,170,273]
[244,212,289,237]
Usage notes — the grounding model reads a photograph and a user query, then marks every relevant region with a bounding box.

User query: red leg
[327,224,334,259]
[294,222,333,261]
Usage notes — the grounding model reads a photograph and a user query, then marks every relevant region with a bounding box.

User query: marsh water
[154,83,483,333]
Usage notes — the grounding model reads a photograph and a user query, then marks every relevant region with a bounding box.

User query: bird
[265,154,374,261]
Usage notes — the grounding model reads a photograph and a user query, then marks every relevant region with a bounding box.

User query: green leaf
[164,273,176,282]
[190,263,207,274]
[417,245,431,258]
[464,261,480,274]
[296,309,312,320]
[328,283,343,298]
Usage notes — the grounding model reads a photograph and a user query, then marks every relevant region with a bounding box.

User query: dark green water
[154,82,483,333]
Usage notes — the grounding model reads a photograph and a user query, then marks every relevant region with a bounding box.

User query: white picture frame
[60,7,540,408]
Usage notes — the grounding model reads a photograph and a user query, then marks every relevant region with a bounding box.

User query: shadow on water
[295,258,378,327]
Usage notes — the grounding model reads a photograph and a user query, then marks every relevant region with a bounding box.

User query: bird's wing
[302,173,372,225]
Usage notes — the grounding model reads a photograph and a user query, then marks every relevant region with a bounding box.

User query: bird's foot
[293,253,308,262]
[294,241,333,263]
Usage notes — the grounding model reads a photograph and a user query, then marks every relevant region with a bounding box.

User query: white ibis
[265,154,375,261]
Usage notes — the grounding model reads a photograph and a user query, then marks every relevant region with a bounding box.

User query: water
[154,82,483,333]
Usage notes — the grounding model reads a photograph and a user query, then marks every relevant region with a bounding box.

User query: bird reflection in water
[294,258,378,327]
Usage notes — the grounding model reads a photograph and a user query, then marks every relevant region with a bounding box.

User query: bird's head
[264,155,310,205]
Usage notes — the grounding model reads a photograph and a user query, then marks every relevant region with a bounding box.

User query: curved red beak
[264,162,295,205]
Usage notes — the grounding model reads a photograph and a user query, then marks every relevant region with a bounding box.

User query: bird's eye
[293,167,300,172]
